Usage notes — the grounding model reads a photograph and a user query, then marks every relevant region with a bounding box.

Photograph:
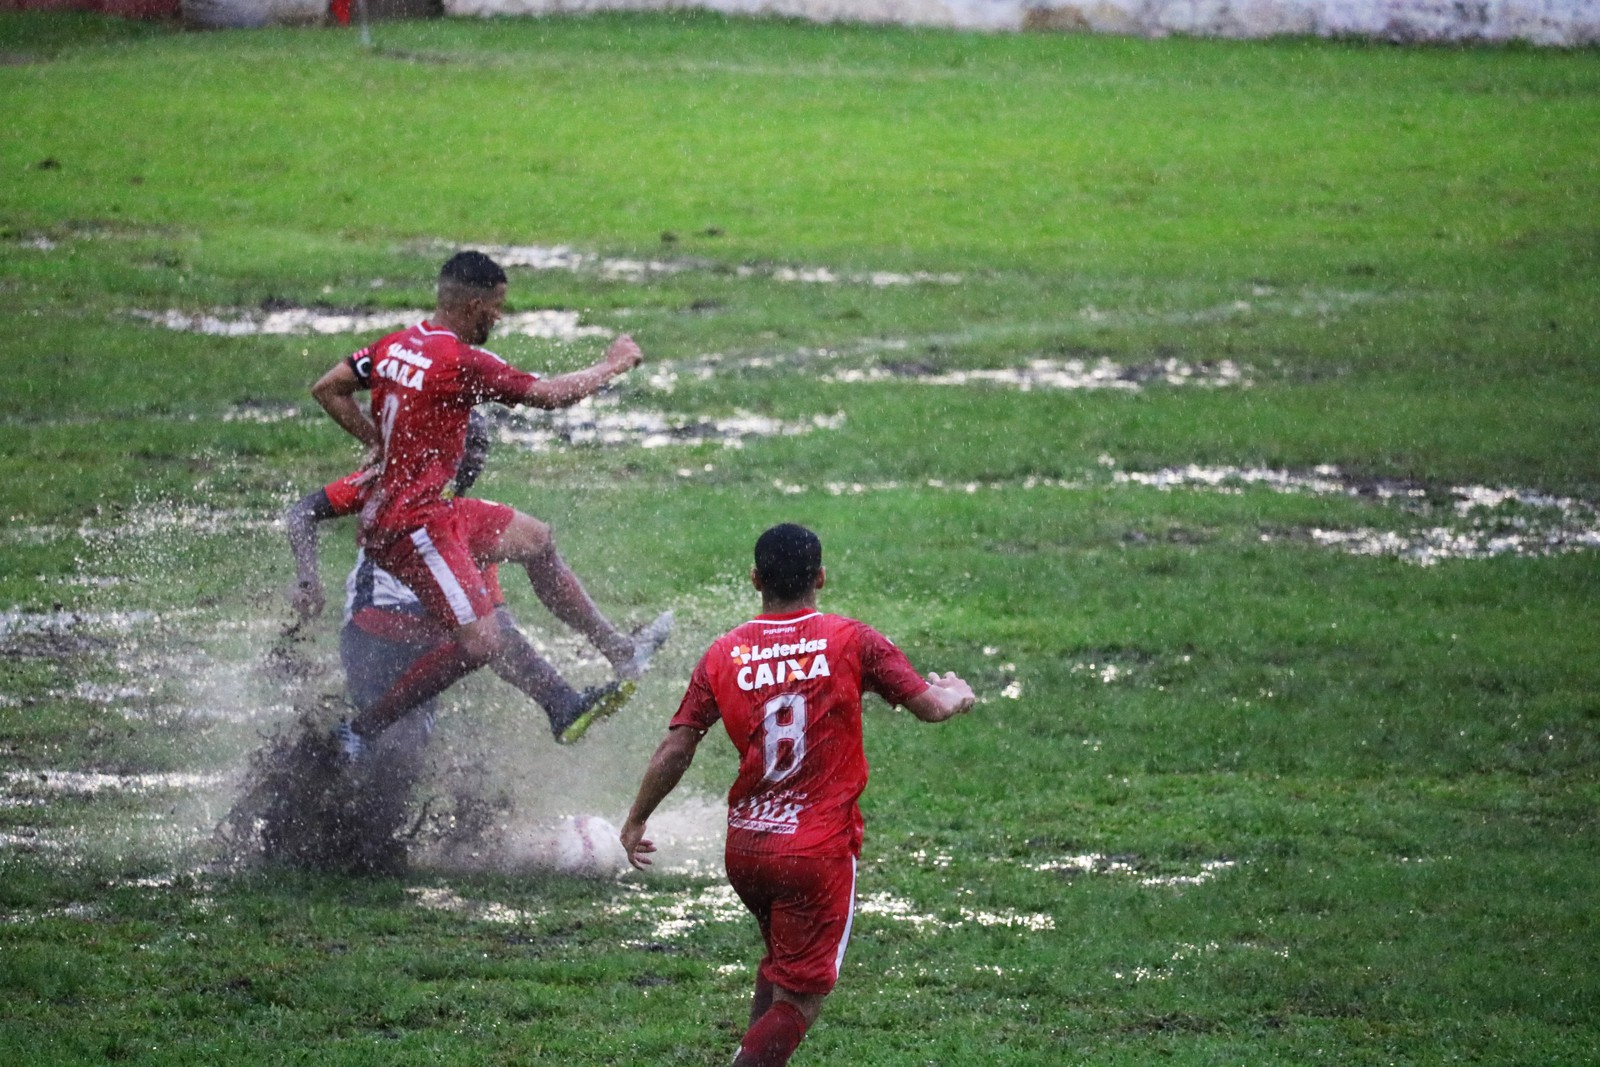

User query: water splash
[2,770,225,796]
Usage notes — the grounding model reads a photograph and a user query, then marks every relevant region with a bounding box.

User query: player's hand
[604,334,644,373]
[620,821,656,870]
[289,580,325,621]
[929,671,976,716]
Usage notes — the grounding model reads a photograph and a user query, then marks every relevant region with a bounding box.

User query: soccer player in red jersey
[310,251,668,758]
[282,414,635,746]
[620,523,976,1067]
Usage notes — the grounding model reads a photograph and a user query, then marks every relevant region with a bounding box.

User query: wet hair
[754,523,822,602]
[438,250,507,292]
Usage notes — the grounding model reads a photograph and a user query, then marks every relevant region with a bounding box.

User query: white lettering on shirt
[729,791,807,834]
[736,653,830,692]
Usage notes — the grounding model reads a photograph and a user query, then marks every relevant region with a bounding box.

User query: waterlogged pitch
[2,12,1598,1066]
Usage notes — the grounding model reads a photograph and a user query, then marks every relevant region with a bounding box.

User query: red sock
[733,1001,809,1067]
[354,638,481,736]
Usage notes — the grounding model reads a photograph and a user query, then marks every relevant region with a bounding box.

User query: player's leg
[485,508,671,680]
[492,511,632,660]
[346,519,505,747]
[727,851,854,1067]
[340,623,443,751]
[733,989,824,1067]
[748,973,775,1027]
[485,608,632,742]
[348,615,496,742]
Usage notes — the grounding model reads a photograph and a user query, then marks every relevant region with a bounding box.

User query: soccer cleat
[333,719,369,764]
[614,610,674,681]
[556,680,636,745]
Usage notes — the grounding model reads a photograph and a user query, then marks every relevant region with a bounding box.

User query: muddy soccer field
[2,14,1597,1065]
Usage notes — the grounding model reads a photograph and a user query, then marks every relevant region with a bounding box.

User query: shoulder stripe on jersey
[750,611,824,626]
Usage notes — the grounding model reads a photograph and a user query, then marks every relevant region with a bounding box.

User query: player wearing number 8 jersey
[621,524,975,1067]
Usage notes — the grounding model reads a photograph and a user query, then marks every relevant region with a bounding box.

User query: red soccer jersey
[671,609,930,859]
[322,467,375,516]
[347,321,539,542]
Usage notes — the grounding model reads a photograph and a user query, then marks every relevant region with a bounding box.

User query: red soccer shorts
[366,498,514,628]
[725,848,857,996]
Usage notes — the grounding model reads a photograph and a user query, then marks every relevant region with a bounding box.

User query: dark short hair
[439,250,507,291]
[754,523,822,601]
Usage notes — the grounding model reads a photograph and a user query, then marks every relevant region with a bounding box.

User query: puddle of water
[1114,463,1418,499]
[611,882,748,942]
[2,902,99,925]
[601,881,1053,942]
[4,502,279,552]
[1298,525,1600,566]
[1026,852,1238,889]
[760,464,1600,565]
[132,307,610,341]
[71,680,152,705]
[1,770,226,796]
[0,608,163,641]
[223,404,303,425]
[463,242,963,287]
[1120,463,1600,565]
[490,397,845,452]
[408,885,549,925]
[0,828,72,852]
[824,357,1250,392]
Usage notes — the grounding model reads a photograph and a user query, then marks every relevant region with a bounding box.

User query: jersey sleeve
[669,652,722,733]
[857,624,931,708]
[345,344,376,388]
[322,467,376,515]
[462,346,542,405]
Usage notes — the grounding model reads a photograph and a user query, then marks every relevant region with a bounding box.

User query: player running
[310,250,669,761]
[620,523,975,1067]
[283,413,644,747]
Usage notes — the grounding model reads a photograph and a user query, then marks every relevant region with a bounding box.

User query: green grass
[1,11,1598,1066]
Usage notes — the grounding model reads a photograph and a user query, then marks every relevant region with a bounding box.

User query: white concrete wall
[442,0,1600,45]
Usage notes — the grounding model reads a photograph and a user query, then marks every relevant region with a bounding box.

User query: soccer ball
[548,814,629,876]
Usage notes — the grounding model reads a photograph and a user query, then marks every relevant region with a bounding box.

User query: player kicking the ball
[310,250,670,761]
[620,523,975,1067]
[283,413,650,748]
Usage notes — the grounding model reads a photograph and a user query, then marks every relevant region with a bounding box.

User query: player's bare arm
[904,670,977,722]
[514,334,644,410]
[620,724,704,869]
[311,360,381,448]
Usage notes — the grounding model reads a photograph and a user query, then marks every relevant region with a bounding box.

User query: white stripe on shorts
[833,855,858,981]
[410,527,478,625]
